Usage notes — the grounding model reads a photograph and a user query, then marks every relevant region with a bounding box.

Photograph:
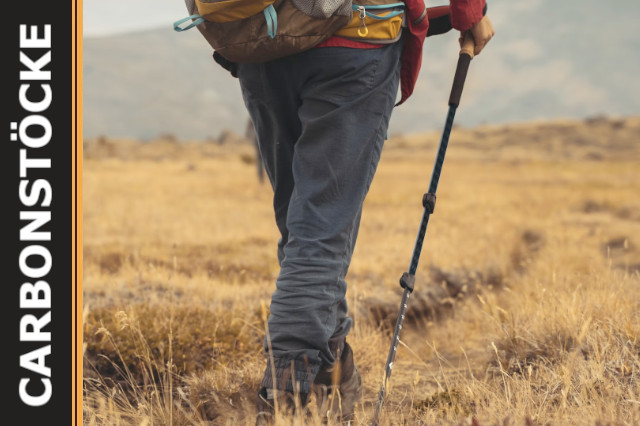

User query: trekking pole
[371,32,476,426]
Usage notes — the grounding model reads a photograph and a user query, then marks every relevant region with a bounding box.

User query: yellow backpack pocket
[334,2,404,43]
[194,0,275,23]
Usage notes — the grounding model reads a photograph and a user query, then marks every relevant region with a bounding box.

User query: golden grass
[82,116,640,425]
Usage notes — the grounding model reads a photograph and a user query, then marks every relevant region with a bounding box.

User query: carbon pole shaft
[371,104,457,424]
[371,33,475,426]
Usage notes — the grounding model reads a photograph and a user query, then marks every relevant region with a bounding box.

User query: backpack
[173,0,407,63]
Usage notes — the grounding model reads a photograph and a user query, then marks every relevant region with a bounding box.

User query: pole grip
[459,31,475,58]
[448,32,474,107]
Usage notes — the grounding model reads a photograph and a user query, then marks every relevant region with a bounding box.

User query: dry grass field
[81,115,640,425]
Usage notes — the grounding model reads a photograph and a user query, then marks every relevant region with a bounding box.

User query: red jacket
[317,0,487,105]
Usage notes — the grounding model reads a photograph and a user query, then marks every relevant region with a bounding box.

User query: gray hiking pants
[237,37,403,394]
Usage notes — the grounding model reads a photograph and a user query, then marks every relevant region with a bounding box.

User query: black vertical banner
[1,0,80,424]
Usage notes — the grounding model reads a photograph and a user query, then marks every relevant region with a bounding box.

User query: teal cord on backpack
[264,4,277,38]
[174,14,205,31]
[353,2,404,19]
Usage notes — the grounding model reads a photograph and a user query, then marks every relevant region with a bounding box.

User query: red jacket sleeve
[449,0,487,31]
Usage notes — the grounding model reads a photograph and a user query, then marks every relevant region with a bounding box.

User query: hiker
[232,0,493,422]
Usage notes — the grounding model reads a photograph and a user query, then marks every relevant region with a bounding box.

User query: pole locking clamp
[423,192,436,214]
[399,272,415,292]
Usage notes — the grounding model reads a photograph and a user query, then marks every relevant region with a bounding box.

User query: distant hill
[82,0,640,141]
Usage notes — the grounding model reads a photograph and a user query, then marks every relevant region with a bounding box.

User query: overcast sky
[83,0,190,37]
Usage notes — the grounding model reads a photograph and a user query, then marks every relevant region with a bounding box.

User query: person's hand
[459,15,494,56]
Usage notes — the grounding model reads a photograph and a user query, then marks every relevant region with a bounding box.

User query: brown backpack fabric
[177,0,352,63]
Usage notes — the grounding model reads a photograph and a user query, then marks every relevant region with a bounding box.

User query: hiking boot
[312,341,363,424]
